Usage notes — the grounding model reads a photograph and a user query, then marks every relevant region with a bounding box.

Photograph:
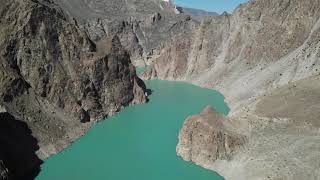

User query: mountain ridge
[142,0,320,179]
[1,0,319,179]
[177,6,219,21]
[0,0,149,178]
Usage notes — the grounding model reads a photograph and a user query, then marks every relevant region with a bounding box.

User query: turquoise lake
[135,66,147,75]
[36,80,229,180]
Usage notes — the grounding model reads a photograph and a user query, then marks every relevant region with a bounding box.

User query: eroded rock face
[0,0,146,160]
[143,0,320,111]
[54,0,196,66]
[177,106,246,166]
[147,0,320,179]
[177,76,320,180]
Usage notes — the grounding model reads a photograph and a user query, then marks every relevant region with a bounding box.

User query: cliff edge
[0,0,147,178]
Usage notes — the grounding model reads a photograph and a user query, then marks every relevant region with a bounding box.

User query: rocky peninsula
[142,0,320,179]
[1,0,320,179]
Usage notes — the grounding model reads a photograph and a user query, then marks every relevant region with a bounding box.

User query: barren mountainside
[0,0,147,179]
[142,0,320,179]
[0,0,196,178]
[55,0,197,67]
[0,0,320,179]
[143,0,320,109]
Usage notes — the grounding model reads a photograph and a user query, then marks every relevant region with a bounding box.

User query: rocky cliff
[142,0,320,179]
[1,0,320,179]
[0,0,147,178]
[54,0,197,67]
[176,106,247,165]
[143,0,320,111]
[177,80,320,180]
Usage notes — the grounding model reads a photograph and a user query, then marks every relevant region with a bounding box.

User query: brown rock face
[146,0,320,179]
[54,0,196,66]
[143,0,320,110]
[177,106,246,166]
[0,0,146,161]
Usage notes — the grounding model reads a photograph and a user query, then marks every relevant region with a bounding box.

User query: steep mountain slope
[55,0,197,66]
[1,0,319,179]
[189,75,320,180]
[177,76,320,180]
[143,0,320,111]
[0,0,147,178]
[142,0,320,179]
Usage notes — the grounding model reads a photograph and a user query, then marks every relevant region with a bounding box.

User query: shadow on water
[136,76,154,103]
[0,112,43,180]
[146,88,153,96]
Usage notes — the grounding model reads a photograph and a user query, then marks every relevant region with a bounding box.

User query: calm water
[136,66,147,75]
[36,80,229,180]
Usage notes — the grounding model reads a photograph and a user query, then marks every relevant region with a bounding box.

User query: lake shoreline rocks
[140,0,320,179]
[1,0,320,179]
[36,80,229,180]
[176,106,247,165]
[176,76,320,179]
[0,0,147,179]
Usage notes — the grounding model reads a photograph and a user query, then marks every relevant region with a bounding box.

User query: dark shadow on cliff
[0,112,43,180]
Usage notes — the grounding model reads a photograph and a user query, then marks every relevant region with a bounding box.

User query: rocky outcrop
[143,0,320,112]
[54,0,197,66]
[0,0,147,164]
[177,76,320,180]
[139,0,320,179]
[177,106,246,166]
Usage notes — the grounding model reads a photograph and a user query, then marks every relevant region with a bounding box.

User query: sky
[174,0,249,14]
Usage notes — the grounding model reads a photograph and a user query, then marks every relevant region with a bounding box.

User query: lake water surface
[36,80,229,180]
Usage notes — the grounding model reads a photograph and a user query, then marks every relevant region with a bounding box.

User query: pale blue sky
[175,0,249,14]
